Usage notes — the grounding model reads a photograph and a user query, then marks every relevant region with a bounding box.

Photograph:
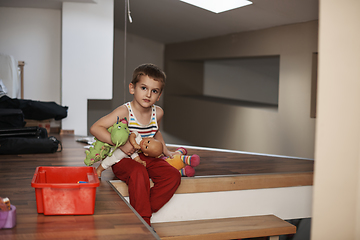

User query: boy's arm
[154,130,173,157]
[154,106,175,157]
[129,132,141,150]
[90,105,128,145]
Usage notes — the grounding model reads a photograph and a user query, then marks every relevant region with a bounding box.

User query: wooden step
[152,215,296,240]
[109,172,313,197]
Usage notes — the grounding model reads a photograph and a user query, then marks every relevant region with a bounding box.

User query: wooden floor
[189,147,313,176]
[0,134,314,239]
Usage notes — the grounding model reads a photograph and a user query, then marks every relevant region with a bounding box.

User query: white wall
[165,21,318,159]
[204,57,280,105]
[62,0,113,136]
[311,1,360,239]
[113,28,165,108]
[0,7,61,103]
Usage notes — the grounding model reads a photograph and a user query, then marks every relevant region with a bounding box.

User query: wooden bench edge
[110,172,313,197]
[152,215,296,240]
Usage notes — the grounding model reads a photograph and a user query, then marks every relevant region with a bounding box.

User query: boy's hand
[119,141,135,156]
[164,149,178,159]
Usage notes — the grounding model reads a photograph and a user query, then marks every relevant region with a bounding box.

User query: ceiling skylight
[180,0,252,13]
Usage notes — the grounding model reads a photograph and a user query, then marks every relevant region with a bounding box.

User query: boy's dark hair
[131,63,166,91]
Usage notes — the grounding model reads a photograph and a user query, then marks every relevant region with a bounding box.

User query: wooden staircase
[109,145,313,239]
[110,173,311,239]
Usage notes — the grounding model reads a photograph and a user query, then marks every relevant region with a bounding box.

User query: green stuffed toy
[84,117,129,166]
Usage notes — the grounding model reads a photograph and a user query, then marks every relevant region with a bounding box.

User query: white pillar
[62,0,113,135]
[312,1,360,239]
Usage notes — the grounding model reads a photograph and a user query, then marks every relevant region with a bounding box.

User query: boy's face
[140,137,163,157]
[129,75,162,108]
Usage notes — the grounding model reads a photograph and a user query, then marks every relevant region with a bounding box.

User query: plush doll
[84,117,129,166]
[162,147,200,177]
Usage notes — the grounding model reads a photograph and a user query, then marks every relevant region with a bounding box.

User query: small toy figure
[84,117,129,166]
[0,197,10,211]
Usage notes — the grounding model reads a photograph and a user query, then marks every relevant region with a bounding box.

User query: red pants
[112,154,181,226]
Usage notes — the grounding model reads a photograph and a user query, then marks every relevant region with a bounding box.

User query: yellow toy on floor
[161,147,200,177]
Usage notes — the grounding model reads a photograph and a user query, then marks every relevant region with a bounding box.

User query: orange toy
[162,147,200,177]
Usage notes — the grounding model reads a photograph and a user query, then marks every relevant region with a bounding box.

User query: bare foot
[96,165,105,178]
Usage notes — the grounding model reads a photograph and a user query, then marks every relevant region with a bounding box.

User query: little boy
[90,63,181,226]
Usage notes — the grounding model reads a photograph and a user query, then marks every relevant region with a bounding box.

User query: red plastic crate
[31,166,100,215]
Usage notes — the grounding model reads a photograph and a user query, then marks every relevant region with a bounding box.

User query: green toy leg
[84,117,129,166]
[84,140,111,166]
